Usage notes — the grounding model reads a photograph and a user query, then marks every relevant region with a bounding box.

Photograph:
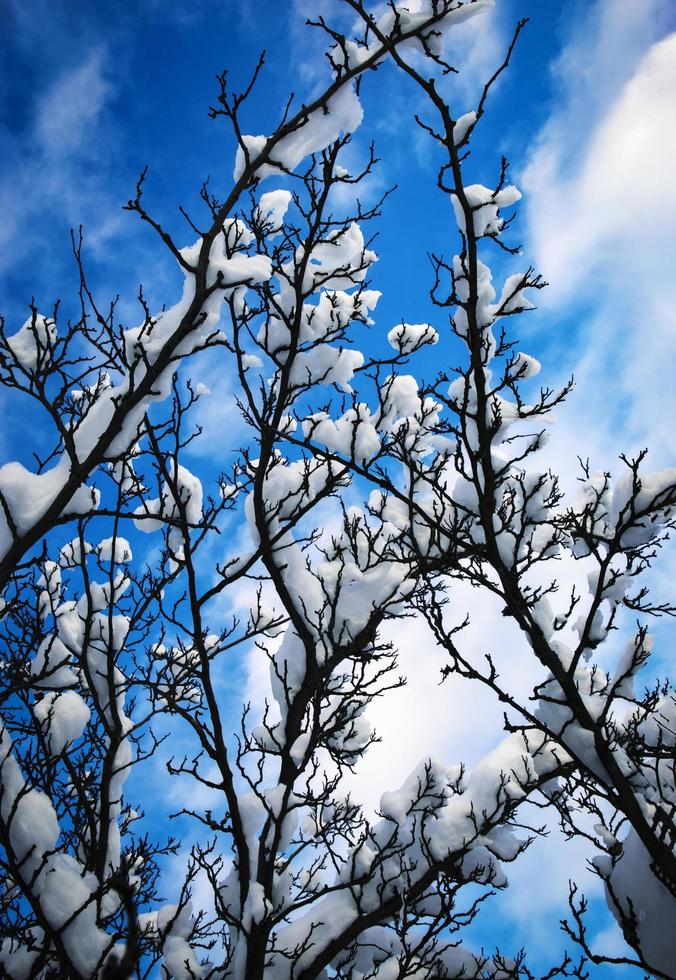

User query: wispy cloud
[523,25,676,302]
[0,48,123,290]
[521,0,676,468]
[33,52,112,158]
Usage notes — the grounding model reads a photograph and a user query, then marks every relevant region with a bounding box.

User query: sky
[1,0,675,975]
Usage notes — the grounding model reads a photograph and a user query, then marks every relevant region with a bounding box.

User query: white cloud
[521,1,676,471]
[347,614,498,813]
[539,0,670,143]
[0,49,121,278]
[523,28,676,302]
[34,51,111,157]
[346,572,552,815]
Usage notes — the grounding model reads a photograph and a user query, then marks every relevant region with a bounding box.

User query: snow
[378,374,421,428]
[497,272,537,314]
[96,536,133,563]
[0,940,40,979]
[259,286,379,362]
[33,690,90,755]
[511,350,541,380]
[37,559,62,618]
[572,464,676,551]
[58,536,92,568]
[206,224,273,288]
[23,559,135,932]
[605,829,676,975]
[6,312,56,371]
[289,344,364,392]
[270,629,309,725]
[0,723,111,975]
[31,634,78,689]
[387,321,439,354]
[266,729,550,976]
[256,189,292,236]
[0,457,101,561]
[76,267,204,462]
[0,221,270,565]
[301,222,377,294]
[452,183,522,238]
[302,405,380,463]
[453,110,477,145]
[134,460,203,552]
[330,0,494,70]
[427,731,561,861]
[233,84,363,182]
[71,372,112,402]
[154,904,204,980]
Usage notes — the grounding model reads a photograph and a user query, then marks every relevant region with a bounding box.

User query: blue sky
[0,0,582,325]
[2,0,676,975]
